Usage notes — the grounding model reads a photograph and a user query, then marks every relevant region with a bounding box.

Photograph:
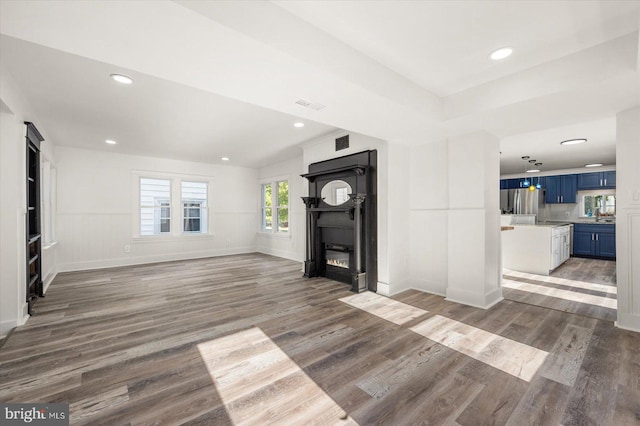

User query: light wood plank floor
[1,253,638,425]
[503,257,618,321]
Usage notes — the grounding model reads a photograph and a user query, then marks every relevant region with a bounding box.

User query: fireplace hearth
[301,149,377,293]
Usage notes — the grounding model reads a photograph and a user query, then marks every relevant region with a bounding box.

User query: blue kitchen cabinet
[573,223,615,259]
[573,230,594,257]
[507,178,522,189]
[577,171,616,190]
[545,175,577,204]
[603,171,616,188]
[598,233,616,258]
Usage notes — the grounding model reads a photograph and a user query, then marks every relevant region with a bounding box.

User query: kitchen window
[581,192,616,217]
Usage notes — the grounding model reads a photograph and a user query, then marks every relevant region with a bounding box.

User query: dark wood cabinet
[25,122,44,315]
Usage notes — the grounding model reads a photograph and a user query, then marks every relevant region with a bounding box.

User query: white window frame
[259,175,290,237]
[579,189,616,217]
[40,159,57,246]
[132,171,214,240]
[181,180,208,234]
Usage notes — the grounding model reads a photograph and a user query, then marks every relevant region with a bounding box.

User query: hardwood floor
[503,257,618,321]
[1,253,638,425]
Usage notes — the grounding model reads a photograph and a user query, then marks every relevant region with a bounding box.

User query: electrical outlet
[124,244,131,253]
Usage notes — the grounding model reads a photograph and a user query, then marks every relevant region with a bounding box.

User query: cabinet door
[545,176,559,204]
[596,233,616,258]
[507,179,521,189]
[603,171,616,188]
[559,174,577,203]
[573,231,594,256]
[577,172,602,190]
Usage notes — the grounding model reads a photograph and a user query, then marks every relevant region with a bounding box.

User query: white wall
[1,66,58,337]
[407,132,502,308]
[300,131,391,292]
[256,156,305,261]
[55,146,258,271]
[616,106,640,332]
[409,140,449,296]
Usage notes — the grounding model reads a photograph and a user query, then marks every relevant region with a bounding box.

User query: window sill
[256,231,291,239]
[132,234,215,244]
[42,241,59,250]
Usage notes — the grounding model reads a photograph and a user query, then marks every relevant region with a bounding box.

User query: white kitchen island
[501,224,571,275]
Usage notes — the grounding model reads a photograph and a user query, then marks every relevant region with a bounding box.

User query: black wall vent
[335,135,349,151]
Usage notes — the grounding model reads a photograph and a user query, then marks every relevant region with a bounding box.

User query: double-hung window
[261,183,273,231]
[261,180,288,233]
[138,176,210,237]
[182,181,208,233]
[276,180,289,233]
[140,178,172,236]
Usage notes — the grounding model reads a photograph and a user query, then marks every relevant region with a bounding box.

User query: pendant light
[521,156,530,187]
[535,163,543,189]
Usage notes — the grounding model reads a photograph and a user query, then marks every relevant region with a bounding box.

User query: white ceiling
[1,0,639,173]
[0,36,337,168]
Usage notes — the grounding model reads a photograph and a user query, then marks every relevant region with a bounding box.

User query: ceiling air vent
[295,99,326,111]
[335,135,349,151]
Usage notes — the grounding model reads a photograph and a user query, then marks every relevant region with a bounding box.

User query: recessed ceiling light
[221,157,230,161]
[585,163,603,168]
[105,139,117,145]
[294,122,305,128]
[490,47,513,61]
[560,138,587,145]
[526,169,540,173]
[110,74,133,84]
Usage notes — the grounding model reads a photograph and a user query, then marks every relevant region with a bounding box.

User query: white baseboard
[57,247,255,272]
[445,286,504,310]
[0,321,14,339]
[256,247,302,262]
[43,271,58,294]
[376,282,390,296]
[615,313,640,333]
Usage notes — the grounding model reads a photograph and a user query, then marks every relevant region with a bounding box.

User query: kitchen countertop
[538,219,615,225]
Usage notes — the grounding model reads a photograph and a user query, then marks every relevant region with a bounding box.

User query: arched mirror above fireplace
[321,180,352,206]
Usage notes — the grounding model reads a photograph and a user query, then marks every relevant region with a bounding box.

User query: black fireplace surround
[301,150,377,293]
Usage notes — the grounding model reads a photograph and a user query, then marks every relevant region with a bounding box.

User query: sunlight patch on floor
[410,315,548,382]
[197,327,358,425]
[502,278,617,310]
[339,292,428,325]
[503,269,617,295]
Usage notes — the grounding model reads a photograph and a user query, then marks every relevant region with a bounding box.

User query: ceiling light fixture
[294,122,305,128]
[560,138,587,146]
[526,169,540,173]
[490,47,513,61]
[105,139,117,145]
[221,157,230,161]
[110,74,133,84]
[585,163,603,168]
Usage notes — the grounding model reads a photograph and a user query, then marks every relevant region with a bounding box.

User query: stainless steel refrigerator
[500,188,542,215]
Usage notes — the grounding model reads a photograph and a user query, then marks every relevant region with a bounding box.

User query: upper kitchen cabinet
[545,174,577,204]
[577,171,616,190]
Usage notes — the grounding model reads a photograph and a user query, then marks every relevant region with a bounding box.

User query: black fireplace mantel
[301,150,377,293]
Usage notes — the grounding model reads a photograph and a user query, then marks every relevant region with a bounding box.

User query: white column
[446,131,502,308]
[616,106,640,332]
